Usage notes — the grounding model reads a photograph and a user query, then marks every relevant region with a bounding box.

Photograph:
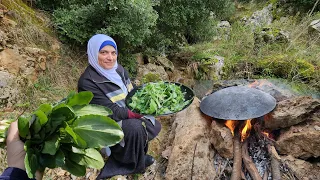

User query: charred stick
[231,133,242,180]
[267,145,281,180]
[242,140,262,180]
[262,169,269,180]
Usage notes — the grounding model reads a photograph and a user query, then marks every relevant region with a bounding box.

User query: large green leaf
[37,104,52,115]
[50,104,75,133]
[39,154,56,168]
[73,104,113,117]
[66,91,93,107]
[72,115,124,148]
[39,149,65,168]
[64,123,87,148]
[25,148,39,178]
[41,135,60,155]
[68,147,104,169]
[31,110,48,134]
[18,116,31,138]
[62,159,86,177]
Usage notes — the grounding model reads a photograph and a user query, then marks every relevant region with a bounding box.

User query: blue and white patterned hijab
[87,34,127,94]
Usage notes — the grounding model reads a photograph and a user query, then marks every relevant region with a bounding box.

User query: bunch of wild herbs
[129,82,191,115]
[0,91,123,178]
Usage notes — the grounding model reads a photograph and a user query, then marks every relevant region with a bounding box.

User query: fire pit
[200,86,278,180]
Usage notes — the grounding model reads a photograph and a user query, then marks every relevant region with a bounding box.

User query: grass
[22,45,87,111]
[179,7,320,92]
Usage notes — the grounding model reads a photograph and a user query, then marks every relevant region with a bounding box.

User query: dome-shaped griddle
[200,86,276,120]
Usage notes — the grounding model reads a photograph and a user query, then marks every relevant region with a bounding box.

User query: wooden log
[267,145,281,180]
[242,140,262,180]
[231,133,242,180]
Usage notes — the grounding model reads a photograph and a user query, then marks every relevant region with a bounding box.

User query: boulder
[276,120,320,159]
[309,19,320,34]
[265,96,320,130]
[216,21,231,40]
[247,4,273,29]
[136,63,169,81]
[0,71,21,108]
[166,98,216,180]
[210,120,234,159]
[281,155,320,180]
[154,56,175,71]
[24,47,47,56]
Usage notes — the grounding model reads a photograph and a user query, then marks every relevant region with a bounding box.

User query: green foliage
[3,91,124,178]
[142,73,162,84]
[128,82,192,115]
[153,0,235,47]
[52,0,158,50]
[256,55,316,80]
[273,0,320,14]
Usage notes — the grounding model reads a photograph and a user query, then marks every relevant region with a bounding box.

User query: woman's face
[98,45,117,69]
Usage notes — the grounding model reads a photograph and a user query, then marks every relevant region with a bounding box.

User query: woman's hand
[6,121,43,179]
[6,121,26,171]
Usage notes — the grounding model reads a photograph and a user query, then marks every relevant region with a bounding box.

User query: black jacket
[78,65,134,121]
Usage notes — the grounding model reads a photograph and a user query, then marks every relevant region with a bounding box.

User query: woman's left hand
[6,121,26,171]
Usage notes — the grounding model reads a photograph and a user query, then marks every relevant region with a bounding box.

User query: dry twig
[267,145,281,180]
[242,140,262,180]
[231,133,242,180]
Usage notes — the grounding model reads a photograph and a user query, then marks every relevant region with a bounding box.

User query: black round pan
[125,82,195,116]
[200,86,276,120]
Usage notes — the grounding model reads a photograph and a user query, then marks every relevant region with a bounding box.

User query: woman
[78,34,161,179]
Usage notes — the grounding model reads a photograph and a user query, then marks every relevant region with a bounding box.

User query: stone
[309,19,320,33]
[0,71,20,108]
[210,120,234,159]
[216,21,231,40]
[281,155,320,180]
[134,53,144,65]
[155,56,175,71]
[264,96,320,130]
[276,120,320,159]
[247,4,273,29]
[166,98,216,179]
[24,47,47,56]
[136,63,169,81]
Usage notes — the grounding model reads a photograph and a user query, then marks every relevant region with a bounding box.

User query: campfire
[222,118,281,180]
[164,79,320,180]
[200,82,281,179]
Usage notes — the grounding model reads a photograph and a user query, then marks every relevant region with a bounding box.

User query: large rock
[247,4,273,29]
[210,120,234,159]
[281,155,320,180]
[264,96,320,130]
[309,19,320,34]
[276,120,320,159]
[166,98,216,180]
[154,56,174,71]
[136,63,169,81]
[0,71,21,108]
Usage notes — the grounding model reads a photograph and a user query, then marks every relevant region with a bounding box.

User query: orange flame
[225,120,237,136]
[248,79,272,88]
[262,131,269,137]
[240,119,252,142]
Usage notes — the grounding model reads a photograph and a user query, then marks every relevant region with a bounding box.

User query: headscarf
[87,34,128,94]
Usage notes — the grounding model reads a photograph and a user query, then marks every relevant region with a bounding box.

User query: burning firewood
[267,144,281,180]
[242,140,262,180]
[231,133,242,180]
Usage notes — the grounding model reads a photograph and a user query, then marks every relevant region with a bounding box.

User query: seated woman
[78,34,161,179]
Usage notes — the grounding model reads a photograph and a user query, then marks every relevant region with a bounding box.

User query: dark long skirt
[96,118,161,179]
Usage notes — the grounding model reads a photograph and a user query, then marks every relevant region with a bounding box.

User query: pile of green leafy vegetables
[128,81,192,115]
[0,91,123,178]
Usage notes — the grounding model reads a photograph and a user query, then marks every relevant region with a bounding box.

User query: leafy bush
[153,0,235,48]
[274,0,320,14]
[52,0,158,51]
